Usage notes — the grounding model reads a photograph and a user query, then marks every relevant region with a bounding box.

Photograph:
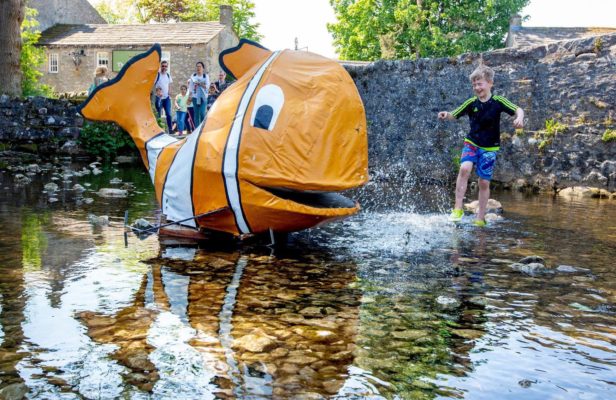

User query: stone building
[506,14,616,48]
[30,0,106,32]
[37,6,239,94]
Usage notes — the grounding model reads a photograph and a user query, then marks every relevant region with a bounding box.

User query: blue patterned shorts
[460,142,498,181]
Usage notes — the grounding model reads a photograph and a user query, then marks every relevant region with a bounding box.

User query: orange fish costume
[79,40,368,236]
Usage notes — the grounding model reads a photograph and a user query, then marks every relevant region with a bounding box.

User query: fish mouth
[259,186,358,209]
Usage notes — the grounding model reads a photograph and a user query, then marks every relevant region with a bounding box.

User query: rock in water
[518,255,545,265]
[132,218,153,230]
[88,214,110,226]
[14,174,32,185]
[464,199,503,214]
[97,188,128,198]
[510,262,553,276]
[44,182,59,192]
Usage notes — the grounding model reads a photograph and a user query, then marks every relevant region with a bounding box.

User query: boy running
[438,65,524,226]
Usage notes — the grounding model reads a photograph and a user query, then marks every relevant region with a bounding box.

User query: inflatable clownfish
[79,40,368,236]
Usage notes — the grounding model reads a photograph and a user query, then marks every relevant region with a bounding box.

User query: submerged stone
[451,329,484,340]
[391,330,428,340]
[510,262,553,276]
[232,328,276,353]
[44,182,59,192]
[97,188,128,198]
[518,255,545,265]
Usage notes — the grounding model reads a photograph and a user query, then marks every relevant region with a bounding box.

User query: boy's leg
[477,178,490,221]
[475,149,498,222]
[455,161,473,210]
[454,142,480,211]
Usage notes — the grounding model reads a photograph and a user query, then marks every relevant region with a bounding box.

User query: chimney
[220,5,233,28]
[510,14,522,30]
[506,14,522,47]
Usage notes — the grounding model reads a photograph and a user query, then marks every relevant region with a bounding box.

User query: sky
[88,0,616,59]
[252,0,616,58]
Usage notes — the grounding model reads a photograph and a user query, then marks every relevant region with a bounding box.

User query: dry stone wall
[344,33,616,191]
[0,95,82,150]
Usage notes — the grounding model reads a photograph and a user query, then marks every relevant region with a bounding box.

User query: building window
[97,52,109,67]
[162,51,171,71]
[49,53,59,73]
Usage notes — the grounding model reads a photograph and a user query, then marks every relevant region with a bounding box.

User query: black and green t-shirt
[451,95,518,150]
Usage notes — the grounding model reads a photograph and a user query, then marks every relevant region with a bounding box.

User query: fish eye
[250,84,284,131]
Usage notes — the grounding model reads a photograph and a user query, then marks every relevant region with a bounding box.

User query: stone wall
[344,33,616,191]
[0,95,82,150]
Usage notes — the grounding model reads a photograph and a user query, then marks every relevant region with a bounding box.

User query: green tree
[135,0,188,22]
[133,0,262,41]
[21,8,53,97]
[328,0,529,61]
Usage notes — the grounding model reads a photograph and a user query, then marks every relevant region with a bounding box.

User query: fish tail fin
[78,44,164,168]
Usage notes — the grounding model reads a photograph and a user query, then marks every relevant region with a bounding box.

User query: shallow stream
[0,163,614,399]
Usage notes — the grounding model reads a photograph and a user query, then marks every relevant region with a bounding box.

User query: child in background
[154,86,163,115]
[207,83,219,111]
[174,84,191,135]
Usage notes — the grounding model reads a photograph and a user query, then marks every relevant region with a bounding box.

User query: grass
[602,129,616,142]
[544,118,566,137]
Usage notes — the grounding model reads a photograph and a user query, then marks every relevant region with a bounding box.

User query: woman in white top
[189,61,209,129]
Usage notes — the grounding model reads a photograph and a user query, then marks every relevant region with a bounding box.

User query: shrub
[21,8,55,97]
[78,122,136,159]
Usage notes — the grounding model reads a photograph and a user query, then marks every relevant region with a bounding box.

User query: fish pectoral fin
[219,38,272,80]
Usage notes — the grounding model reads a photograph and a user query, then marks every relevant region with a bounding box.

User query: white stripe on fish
[146,133,180,182]
[222,51,280,234]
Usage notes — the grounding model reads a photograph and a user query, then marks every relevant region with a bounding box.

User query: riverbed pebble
[88,215,110,226]
[14,174,31,185]
[44,182,58,192]
[97,188,128,198]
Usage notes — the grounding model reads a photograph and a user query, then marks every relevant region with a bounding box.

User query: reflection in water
[0,166,615,398]
[77,247,364,398]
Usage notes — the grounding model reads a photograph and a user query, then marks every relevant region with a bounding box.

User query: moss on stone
[602,129,616,142]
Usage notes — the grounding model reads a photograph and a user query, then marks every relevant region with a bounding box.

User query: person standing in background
[154,60,173,134]
[174,84,191,135]
[189,61,209,128]
[215,71,229,93]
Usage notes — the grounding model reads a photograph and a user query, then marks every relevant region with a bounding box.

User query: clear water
[0,163,614,399]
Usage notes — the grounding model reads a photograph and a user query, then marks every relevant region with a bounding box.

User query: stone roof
[30,0,106,32]
[508,27,616,48]
[39,22,226,46]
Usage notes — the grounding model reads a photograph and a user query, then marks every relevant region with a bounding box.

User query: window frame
[49,53,59,73]
[96,51,109,68]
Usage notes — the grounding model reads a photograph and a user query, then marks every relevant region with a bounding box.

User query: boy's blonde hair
[469,65,494,82]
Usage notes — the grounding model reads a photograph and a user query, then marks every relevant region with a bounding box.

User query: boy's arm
[494,95,524,128]
[438,97,475,121]
[437,111,456,121]
[513,107,524,128]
